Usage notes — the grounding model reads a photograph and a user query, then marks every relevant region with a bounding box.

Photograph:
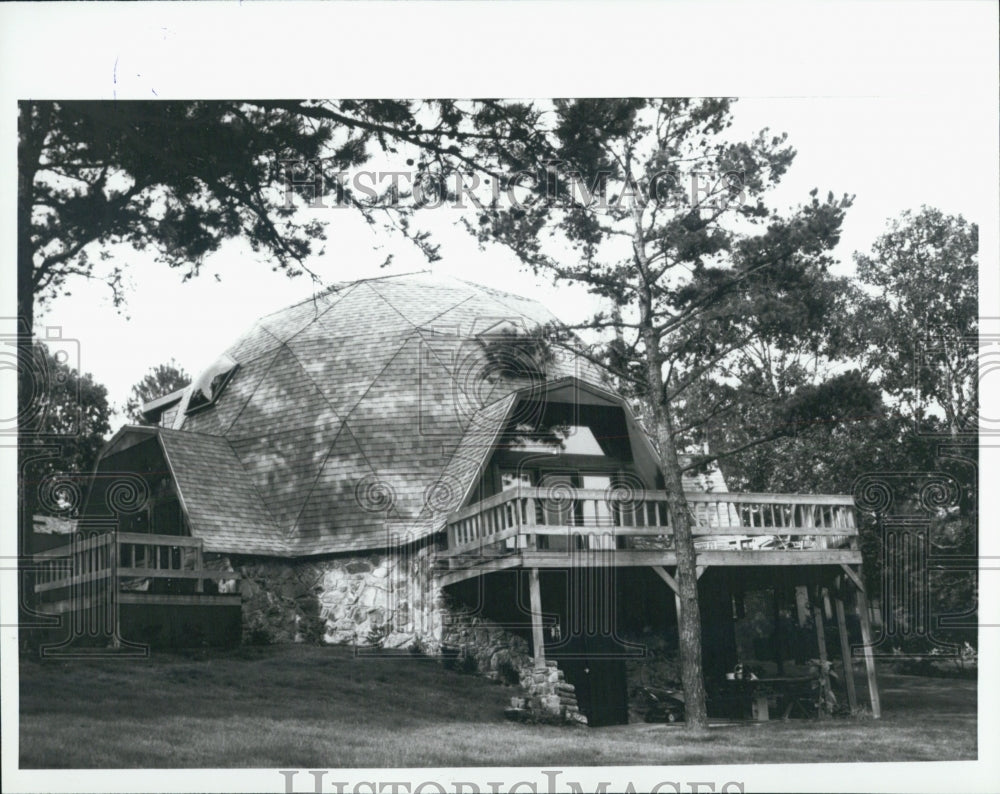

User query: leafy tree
[465,98,863,730]
[852,208,979,649]
[854,207,978,437]
[125,360,191,425]
[721,207,979,651]
[17,99,548,335]
[19,343,112,528]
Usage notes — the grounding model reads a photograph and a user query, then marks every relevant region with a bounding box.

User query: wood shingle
[136,274,621,556]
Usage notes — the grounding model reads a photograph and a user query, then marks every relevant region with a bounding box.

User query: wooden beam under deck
[437,548,862,586]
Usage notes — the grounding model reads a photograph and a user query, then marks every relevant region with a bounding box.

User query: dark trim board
[33,595,242,649]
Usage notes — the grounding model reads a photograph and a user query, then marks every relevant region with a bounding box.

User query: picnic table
[714,676,815,721]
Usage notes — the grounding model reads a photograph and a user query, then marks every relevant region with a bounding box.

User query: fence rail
[442,487,858,562]
[33,532,239,598]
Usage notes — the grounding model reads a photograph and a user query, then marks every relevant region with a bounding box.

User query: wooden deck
[438,488,861,586]
[438,487,881,718]
[33,532,241,613]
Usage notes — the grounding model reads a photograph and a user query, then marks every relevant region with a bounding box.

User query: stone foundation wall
[205,545,583,723]
[205,540,446,649]
[516,661,587,724]
[439,604,533,680]
[441,603,584,724]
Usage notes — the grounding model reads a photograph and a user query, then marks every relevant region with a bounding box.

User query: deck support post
[772,585,785,675]
[794,585,809,627]
[528,567,546,669]
[834,576,858,711]
[812,587,831,710]
[855,584,882,718]
[841,564,881,718]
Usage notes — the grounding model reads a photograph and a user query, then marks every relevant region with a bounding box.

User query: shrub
[298,613,327,646]
[365,623,390,649]
[408,636,427,657]
[495,656,521,686]
[459,648,478,674]
[441,644,460,670]
[247,621,274,646]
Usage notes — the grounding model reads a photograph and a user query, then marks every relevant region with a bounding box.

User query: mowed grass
[19,645,976,768]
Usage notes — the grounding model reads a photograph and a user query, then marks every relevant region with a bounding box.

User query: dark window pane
[186,354,238,413]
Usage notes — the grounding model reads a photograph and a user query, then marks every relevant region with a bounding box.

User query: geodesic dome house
[42,272,874,726]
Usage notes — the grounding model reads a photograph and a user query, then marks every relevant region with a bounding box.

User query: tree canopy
[19,343,112,518]
[125,359,191,424]
[17,99,547,333]
[854,206,978,437]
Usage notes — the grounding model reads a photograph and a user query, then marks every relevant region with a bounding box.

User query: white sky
[27,94,994,429]
[2,3,999,794]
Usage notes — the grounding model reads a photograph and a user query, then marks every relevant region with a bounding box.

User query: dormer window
[509,424,610,456]
[186,354,239,414]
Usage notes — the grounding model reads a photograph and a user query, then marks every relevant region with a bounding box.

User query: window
[501,470,533,491]
[186,354,239,414]
[509,425,609,456]
[561,426,606,455]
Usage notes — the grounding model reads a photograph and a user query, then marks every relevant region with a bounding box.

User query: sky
[27,93,995,431]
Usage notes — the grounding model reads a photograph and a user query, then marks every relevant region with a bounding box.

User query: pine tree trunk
[640,326,709,731]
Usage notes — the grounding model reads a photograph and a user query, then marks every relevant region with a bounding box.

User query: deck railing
[442,488,858,564]
[33,532,240,600]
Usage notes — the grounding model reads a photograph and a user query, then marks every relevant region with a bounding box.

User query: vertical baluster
[195,542,204,594]
[524,495,536,550]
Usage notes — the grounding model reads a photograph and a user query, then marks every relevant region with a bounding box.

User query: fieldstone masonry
[440,605,584,723]
[205,545,584,723]
[518,661,587,724]
[204,542,446,648]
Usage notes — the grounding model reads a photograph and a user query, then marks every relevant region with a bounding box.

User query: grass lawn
[19,644,976,768]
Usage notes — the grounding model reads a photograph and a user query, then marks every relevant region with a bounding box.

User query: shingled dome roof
[135,273,611,556]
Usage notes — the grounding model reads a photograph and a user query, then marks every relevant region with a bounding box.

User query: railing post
[524,495,536,551]
[195,541,204,593]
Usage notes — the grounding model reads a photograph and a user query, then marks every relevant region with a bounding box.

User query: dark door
[560,634,629,726]
[552,564,630,727]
